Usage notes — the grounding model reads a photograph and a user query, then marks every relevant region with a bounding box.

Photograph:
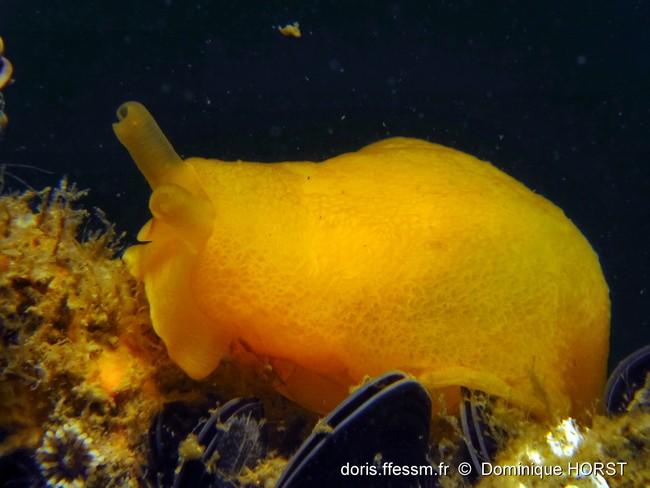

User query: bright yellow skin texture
[114,102,610,419]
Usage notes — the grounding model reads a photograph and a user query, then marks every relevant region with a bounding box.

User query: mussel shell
[148,401,208,487]
[459,388,501,481]
[276,371,434,488]
[195,397,264,467]
[172,458,237,488]
[172,397,266,488]
[0,56,13,90]
[605,344,650,414]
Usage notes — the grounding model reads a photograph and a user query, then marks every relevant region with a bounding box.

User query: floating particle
[278,22,301,38]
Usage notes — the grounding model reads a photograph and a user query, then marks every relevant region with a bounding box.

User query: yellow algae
[0,182,313,483]
[114,102,610,420]
[0,183,161,475]
[178,433,203,461]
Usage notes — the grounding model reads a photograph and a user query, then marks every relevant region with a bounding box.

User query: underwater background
[1,1,650,487]
[1,0,649,408]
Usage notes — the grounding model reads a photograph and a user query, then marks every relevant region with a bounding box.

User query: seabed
[0,183,648,487]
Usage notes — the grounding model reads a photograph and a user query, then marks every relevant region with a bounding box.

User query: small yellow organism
[0,36,13,131]
[114,102,610,419]
[278,22,301,38]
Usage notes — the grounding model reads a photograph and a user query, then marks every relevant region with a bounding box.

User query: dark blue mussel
[604,344,650,414]
[147,398,266,488]
[276,371,435,488]
[148,401,208,487]
[458,388,503,482]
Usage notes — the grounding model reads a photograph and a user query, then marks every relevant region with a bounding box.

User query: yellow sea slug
[114,102,610,419]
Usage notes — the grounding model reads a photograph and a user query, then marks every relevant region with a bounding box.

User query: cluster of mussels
[4,344,649,488]
[144,348,650,488]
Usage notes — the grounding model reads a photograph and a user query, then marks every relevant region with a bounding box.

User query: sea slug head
[113,102,229,379]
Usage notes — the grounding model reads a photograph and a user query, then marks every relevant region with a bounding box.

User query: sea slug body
[114,102,610,419]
